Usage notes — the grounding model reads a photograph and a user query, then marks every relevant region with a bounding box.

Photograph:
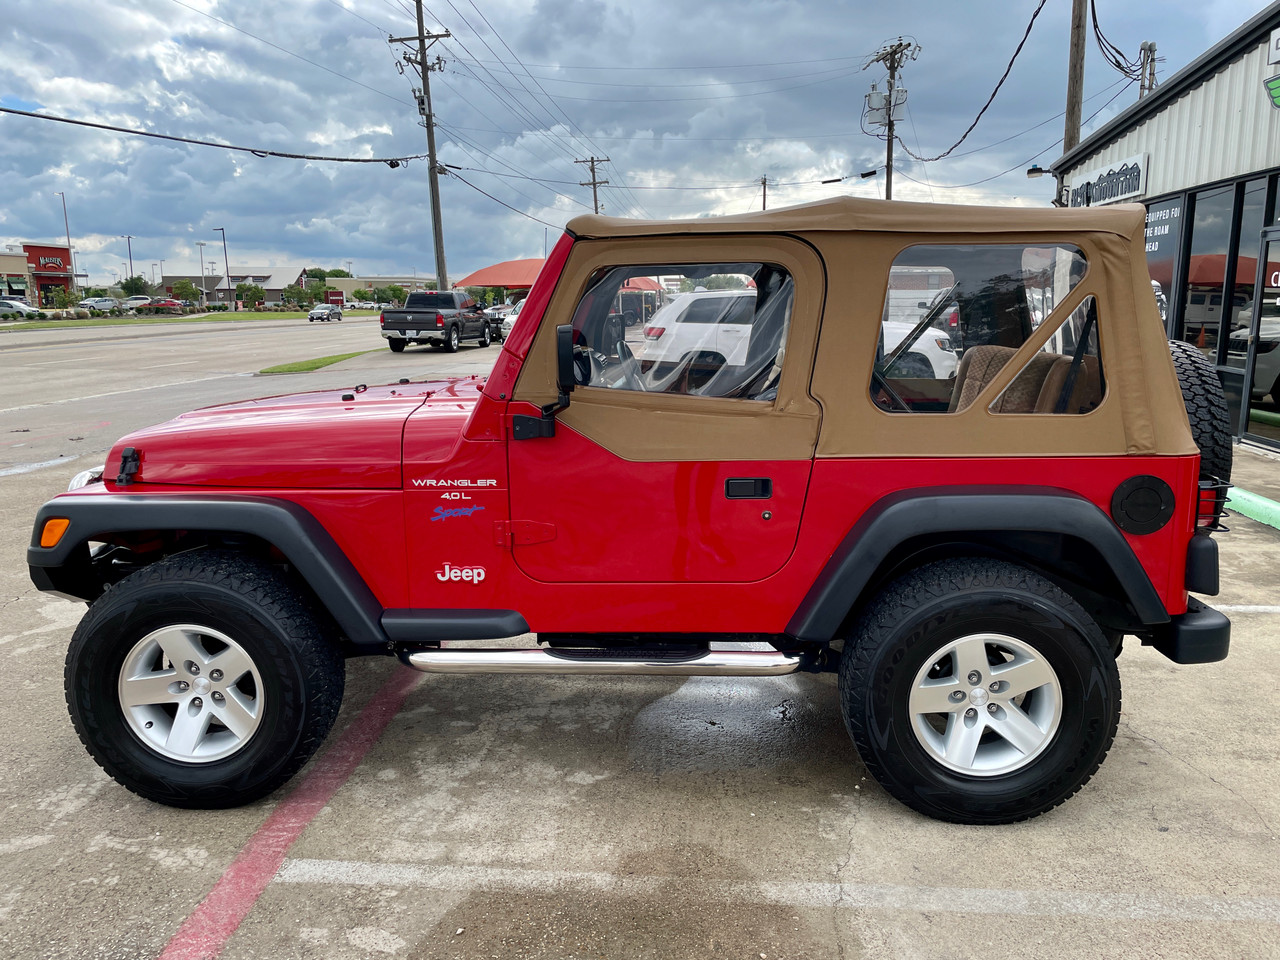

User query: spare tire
[1167,339,1233,484]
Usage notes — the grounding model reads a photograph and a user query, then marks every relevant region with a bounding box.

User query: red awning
[452,258,545,289]
[621,276,662,292]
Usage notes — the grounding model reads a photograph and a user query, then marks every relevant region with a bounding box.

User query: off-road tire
[388,339,406,353]
[1168,339,1233,484]
[65,551,345,809]
[839,557,1120,824]
[445,325,460,353]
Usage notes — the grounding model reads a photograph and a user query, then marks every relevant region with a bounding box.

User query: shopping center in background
[1052,3,1280,450]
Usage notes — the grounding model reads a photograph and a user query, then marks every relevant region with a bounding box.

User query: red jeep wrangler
[30,198,1232,823]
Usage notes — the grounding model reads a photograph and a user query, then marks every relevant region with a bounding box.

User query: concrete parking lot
[2,318,1280,959]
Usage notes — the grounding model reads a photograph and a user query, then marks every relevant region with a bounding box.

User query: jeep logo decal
[435,563,486,583]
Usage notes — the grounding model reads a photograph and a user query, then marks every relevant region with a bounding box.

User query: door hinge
[494,520,557,548]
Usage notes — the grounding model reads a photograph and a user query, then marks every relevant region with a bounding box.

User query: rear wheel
[839,558,1119,824]
[445,325,460,353]
[479,324,491,347]
[64,551,345,808]
[388,339,406,353]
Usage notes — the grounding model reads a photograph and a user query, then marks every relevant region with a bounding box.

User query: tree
[325,268,351,278]
[121,275,149,296]
[172,279,201,302]
[386,284,407,305]
[236,282,267,306]
[280,284,308,305]
[304,268,328,282]
[51,286,76,309]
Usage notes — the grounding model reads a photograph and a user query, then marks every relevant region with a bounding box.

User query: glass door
[1242,230,1280,447]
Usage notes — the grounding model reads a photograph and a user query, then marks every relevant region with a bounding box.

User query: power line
[0,106,427,165]
[448,171,560,227]
[451,59,873,89]
[455,53,882,71]
[897,0,1050,163]
[164,0,410,106]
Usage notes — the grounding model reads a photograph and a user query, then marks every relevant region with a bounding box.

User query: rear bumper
[1148,597,1230,664]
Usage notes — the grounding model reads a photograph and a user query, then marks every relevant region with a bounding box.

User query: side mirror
[556,324,575,396]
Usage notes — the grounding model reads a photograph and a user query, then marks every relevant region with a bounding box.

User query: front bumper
[1147,597,1230,664]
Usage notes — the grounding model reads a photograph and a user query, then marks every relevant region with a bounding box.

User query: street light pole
[54,192,77,297]
[120,235,134,280]
[159,259,166,293]
[196,241,207,305]
[213,227,231,309]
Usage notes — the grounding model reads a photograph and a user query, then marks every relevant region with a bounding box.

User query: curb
[1231,488,1280,531]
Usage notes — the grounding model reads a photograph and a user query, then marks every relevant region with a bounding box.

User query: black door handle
[725,478,772,499]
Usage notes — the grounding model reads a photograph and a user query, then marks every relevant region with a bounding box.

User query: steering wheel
[572,344,598,386]
[614,339,643,391]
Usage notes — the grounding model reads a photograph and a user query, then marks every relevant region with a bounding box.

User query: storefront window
[1181,185,1234,357]
[1144,198,1183,323]
[1224,179,1268,370]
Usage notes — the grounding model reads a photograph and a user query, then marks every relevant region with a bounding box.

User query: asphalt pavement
[2,317,1279,959]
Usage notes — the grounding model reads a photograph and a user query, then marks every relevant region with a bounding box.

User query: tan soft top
[566,195,1148,240]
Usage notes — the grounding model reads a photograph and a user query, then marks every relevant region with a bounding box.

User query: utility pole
[390,9,451,290]
[119,235,134,279]
[1063,0,1087,154]
[1138,41,1158,99]
[213,227,230,308]
[760,176,768,211]
[575,157,609,214]
[866,39,918,200]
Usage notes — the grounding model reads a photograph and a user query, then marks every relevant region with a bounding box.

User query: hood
[109,377,485,489]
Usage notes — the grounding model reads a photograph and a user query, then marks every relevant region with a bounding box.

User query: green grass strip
[1230,487,1280,531]
[259,351,374,374]
[0,309,378,333]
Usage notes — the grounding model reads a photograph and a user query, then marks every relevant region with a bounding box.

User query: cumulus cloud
[0,0,1270,286]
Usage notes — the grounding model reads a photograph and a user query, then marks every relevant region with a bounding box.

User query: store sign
[1266,74,1280,110]
[1269,26,1280,65]
[38,256,64,269]
[1068,153,1147,207]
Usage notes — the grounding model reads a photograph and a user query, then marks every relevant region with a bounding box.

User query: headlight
[68,465,105,491]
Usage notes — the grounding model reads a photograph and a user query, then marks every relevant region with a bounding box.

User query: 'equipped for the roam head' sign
[1068,154,1147,208]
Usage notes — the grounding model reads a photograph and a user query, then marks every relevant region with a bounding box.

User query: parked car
[499,298,526,340]
[1229,314,1280,403]
[122,296,151,309]
[308,304,343,322]
[78,297,118,311]
[0,298,40,316]
[152,298,183,310]
[379,291,488,352]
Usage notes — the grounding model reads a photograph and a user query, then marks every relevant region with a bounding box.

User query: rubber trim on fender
[28,494,388,649]
[786,486,1171,642]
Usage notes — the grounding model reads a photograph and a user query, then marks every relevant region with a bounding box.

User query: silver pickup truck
[379,291,490,353]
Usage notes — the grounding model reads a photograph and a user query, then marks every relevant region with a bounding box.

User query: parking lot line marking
[276,858,1280,925]
[0,456,79,477]
[157,667,422,960]
[26,356,104,364]
[142,361,200,368]
[0,376,238,415]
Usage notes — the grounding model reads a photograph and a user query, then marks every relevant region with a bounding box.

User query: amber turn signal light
[40,518,70,548]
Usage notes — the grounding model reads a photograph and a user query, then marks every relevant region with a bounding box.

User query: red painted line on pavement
[157,666,422,960]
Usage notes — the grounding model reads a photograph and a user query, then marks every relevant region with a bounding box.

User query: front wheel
[839,558,1119,824]
[64,551,345,808]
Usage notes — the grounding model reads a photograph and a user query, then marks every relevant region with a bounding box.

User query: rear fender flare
[786,486,1169,643]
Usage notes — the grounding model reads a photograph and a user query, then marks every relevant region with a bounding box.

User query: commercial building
[324,275,437,302]
[1051,2,1280,450]
[0,247,36,302]
[204,265,308,305]
[22,243,74,305]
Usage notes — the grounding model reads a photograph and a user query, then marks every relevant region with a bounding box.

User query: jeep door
[507,235,824,583]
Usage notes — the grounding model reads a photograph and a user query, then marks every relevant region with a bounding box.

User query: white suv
[641,290,957,379]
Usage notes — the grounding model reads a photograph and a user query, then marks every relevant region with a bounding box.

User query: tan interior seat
[1035,355,1103,413]
[949,344,1072,414]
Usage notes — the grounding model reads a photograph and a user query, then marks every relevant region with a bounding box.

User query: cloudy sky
[0,0,1272,287]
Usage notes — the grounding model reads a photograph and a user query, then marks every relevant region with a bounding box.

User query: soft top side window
[568,262,795,401]
[871,244,1087,414]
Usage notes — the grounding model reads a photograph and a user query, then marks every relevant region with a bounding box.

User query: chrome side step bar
[398,647,803,677]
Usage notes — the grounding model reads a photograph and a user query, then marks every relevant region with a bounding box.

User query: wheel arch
[786,486,1169,644]
[29,494,388,650]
